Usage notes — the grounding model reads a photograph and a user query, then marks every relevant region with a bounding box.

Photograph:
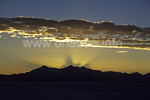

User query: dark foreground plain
[0,82,150,100]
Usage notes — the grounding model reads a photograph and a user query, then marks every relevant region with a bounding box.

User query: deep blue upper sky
[0,0,150,27]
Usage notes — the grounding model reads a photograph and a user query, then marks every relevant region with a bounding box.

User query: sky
[0,0,150,27]
[0,34,150,75]
[0,0,150,75]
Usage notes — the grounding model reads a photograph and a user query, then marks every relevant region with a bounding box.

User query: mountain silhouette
[0,65,150,83]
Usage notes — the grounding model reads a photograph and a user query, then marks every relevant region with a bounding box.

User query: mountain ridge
[0,65,150,83]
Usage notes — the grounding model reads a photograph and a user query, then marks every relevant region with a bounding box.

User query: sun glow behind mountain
[0,17,150,74]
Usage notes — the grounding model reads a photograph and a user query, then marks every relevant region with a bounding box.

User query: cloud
[0,17,149,36]
[116,51,128,53]
[0,17,150,50]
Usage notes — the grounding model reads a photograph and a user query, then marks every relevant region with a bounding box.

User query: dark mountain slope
[0,65,150,83]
